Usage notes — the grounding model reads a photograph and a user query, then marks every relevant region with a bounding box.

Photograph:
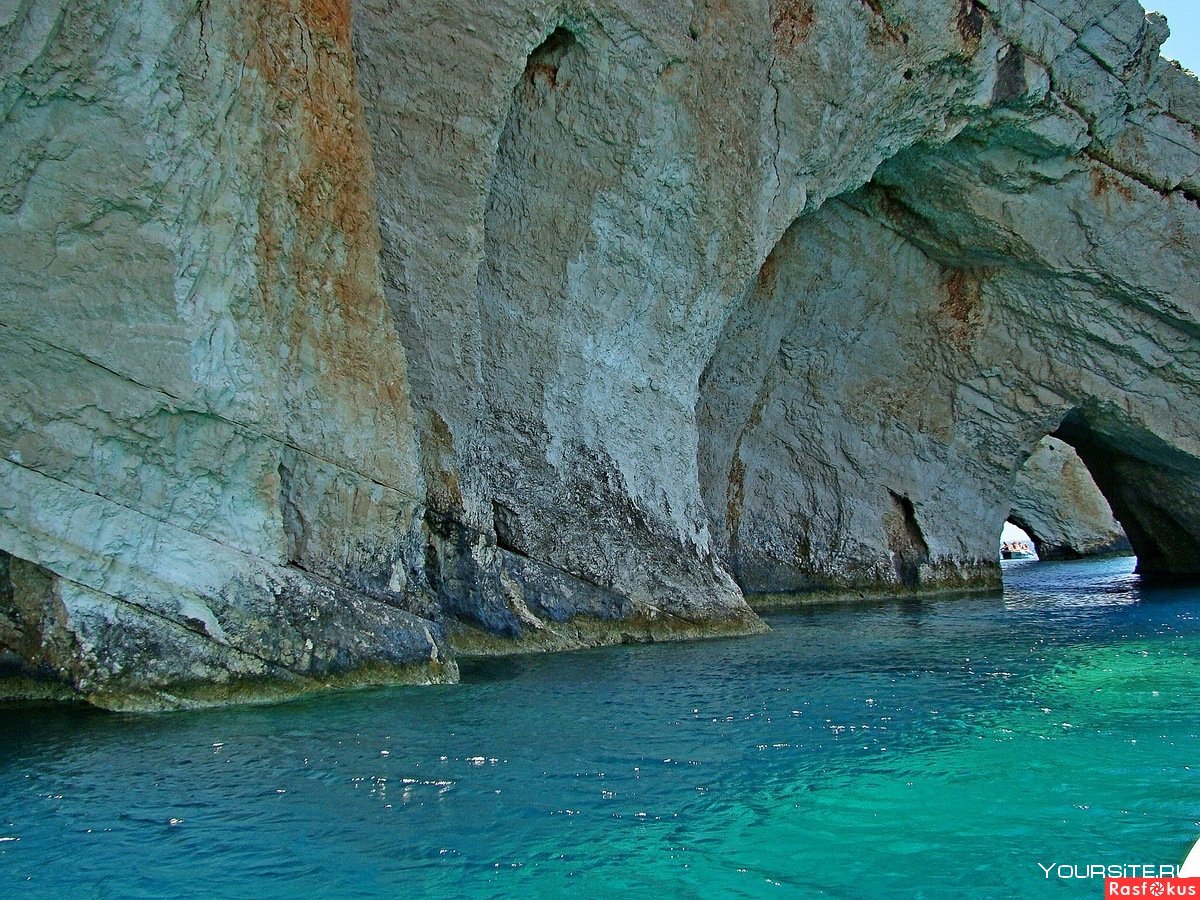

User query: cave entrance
[1052,408,1197,581]
[1005,434,1132,566]
[999,520,1038,561]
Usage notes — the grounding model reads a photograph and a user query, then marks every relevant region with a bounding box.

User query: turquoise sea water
[1,556,1198,898]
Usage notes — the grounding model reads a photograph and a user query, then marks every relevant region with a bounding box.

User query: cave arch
[1054,408,1200,581]
[698,119,1200,604]
[1001,516,1041,560]
[696,198,1005,601]
[1006,435,1131,562]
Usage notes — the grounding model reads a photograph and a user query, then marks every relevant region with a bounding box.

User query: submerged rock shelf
[1,0,1197,708]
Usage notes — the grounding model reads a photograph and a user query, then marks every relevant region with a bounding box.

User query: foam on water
[1,556,1197,898]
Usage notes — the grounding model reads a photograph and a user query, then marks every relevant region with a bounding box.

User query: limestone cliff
[0,0,1197,708]
[697,1,1200,599]
[1009,436,1131,560]
[0,0,452,708]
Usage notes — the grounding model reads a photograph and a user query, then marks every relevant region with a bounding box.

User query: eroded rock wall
[700,0,1200,598]
[2,0,1198,706]
[0,0,452,708]
[698,198,1008,600]
[351,0,1035,627]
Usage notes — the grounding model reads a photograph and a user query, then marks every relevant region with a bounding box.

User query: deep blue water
[1,556,1198,898]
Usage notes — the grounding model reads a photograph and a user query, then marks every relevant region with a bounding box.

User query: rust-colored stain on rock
[941,267,984,350]
[245,0,395,406]
[771,0,815,51]
[957,0,984,46]
[1090,166,1135,203]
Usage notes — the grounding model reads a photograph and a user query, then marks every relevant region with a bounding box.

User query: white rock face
[0,0,453,707]
[699,0,1200,597]
[1,0,1198,706]
[1009,437,1130,559]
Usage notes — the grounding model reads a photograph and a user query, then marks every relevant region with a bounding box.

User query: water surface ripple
[2,557,1197,897]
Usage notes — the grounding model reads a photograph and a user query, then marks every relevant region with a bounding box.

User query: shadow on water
[456,655,531,683]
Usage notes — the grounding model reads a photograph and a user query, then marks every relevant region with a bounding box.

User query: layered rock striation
[1,0,1197,707]
[0,0,452,708]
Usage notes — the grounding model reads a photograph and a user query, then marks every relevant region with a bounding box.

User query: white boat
[999,540,1036,560]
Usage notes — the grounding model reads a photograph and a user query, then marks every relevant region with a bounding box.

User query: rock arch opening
[999,519,1038,561]
[1054,408,1199,581]
[1006,436,1130,563]
[697,198,1002,602]
[699,111,1200,605]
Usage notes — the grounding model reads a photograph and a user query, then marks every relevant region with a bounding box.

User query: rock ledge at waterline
[0,0,1197,708]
